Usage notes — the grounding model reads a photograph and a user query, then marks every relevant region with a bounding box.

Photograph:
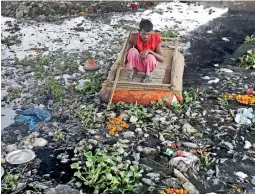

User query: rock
[144,133,149,138]
[141,178,156,186]
[130,116,138,124]
[123,131,135,138]
[45,184,79,194]
[183,182,199,194]
[159,133,165,142]
[182,123,197,133]
[138,146,157,155]
[88,129,98,135]
[139,164,153,172]
[106,111,116,118]
[223,142,234,150]
[251,176,255,185]
[119,113,129,121]
[219,68,233,73]
[206,169,215,176]
[146,172,160,181]
[163,178,182,188]
[16,10,24,18]
[5,144,18,152]
[33,138,48,147]
[73,27,84,31]
[246,189,255,194]
[88,139,97,145]
[208,78,220,84]
[244,141,252,149]
[203,76,210,80]
[135,128,143,134]
[118,139,130,144]
[75,182,82,188]
[182,142,198,148]
[234,172,248,179]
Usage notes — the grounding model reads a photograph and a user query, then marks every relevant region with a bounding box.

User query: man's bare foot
[142,74,152,83]
[128,69,138,81]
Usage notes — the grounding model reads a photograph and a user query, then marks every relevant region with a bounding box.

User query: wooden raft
[99,33,185,105]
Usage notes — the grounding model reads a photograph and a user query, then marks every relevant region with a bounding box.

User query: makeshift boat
[99,32,185,105]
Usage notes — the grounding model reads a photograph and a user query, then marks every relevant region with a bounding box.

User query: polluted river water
[1,1,255,194]
[1,2,229,128]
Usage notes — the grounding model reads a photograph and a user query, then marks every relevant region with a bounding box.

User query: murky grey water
[1,90,16,130]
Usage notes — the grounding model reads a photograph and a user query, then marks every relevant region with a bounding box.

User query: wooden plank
[107,67,122,109]
[107,32,131,81]
[107,80,172,87]
[161,37,179,41]
[170,40,179,86]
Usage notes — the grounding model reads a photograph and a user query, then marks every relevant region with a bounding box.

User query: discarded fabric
[15,108,51,130]
[235,108,254,125]
[169,151,199,172]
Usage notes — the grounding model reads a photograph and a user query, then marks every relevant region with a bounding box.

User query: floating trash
[164,148,174,156]
[235,108,254,125]
[6,149,36,165]
[165,188,188,194]
[223,93,255,105]
[83,57,100,71]
[15,108,52,130]
[33,138,48,147]
[1,166,4,177]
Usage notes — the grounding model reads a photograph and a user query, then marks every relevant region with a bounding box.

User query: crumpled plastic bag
[15,108,51,130]
[169,151,199,172]
[235,108,254,125]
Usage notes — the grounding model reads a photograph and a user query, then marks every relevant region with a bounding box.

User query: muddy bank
[1,1,156,21]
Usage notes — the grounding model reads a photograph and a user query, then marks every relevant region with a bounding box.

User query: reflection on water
[1,90,16,130]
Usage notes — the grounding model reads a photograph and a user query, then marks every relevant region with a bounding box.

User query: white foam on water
[1,2,228,60]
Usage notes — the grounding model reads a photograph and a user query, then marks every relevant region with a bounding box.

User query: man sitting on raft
[123,19,164,83]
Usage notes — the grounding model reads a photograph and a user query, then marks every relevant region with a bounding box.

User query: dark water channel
[183,8,255,87]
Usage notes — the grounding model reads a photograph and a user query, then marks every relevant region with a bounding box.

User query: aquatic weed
[160,29,179,38]
[244,35,255,45]
[115,102,152,120]
[2,171,20,192]
[7,88,21,101]
[43,78,65,102]
[71,150,143,194]
[76,73,104,95]
[74,104,98,128]
[54,128,65,141]
[25,184,43,194]
[239,49,255,68]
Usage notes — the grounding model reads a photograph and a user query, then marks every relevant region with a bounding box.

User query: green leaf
[127,171,133,177]
[86,161,93,167]
[247,49,253,54]
[112,178,120,185]
[105,168,111,174]
[106,173,113,180]
[85,151,93,158]
[115,156,122,162]
[120,171,126,178]
[117,147,124,154]
[70,163,79,169]
[74,171,82,178]
[111,166,118,171]
[130,165,136,172]
[123,177,130,183]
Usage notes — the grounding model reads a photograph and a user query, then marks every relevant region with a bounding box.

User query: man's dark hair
[139,19,153,32]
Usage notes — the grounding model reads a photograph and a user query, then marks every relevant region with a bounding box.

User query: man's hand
[140,49,151,59]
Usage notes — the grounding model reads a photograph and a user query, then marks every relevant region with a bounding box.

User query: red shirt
[136,33,162,52]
